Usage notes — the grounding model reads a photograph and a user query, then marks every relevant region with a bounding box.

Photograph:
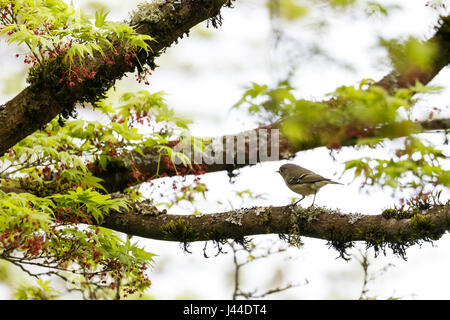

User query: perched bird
[277,163,342,206]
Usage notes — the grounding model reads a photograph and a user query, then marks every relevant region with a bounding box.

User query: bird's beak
[275,170,280,173]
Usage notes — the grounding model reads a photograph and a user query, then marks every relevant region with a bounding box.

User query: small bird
[276,163,342,207]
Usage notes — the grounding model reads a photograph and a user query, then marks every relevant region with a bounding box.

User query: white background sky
[1,0,450,299]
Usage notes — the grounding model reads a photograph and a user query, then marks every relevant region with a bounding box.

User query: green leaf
[95,9,109,28]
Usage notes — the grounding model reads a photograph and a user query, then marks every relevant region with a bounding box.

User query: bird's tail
[326,180,343,185]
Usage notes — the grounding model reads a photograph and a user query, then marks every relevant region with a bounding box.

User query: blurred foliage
[266,0,308,21]
[380,36,438,73]
[0,69,27,96]
[345,136,449,190]
[365,1,401,17]
[13,279,60,300]
[84,1,109,14]
[234,78,448,192]
[325,0,357,7]
[191,25,216,39]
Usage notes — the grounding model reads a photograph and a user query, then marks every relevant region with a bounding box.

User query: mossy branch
[2,185,448,259]
[0,0,232,156]
[101,201,450,259]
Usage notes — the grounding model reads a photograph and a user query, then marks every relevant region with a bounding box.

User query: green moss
[377,193,445,258]
[381,208,399,219]
[381,207,417,219]
[24,58,72,126]
[409,213,443,241]
[26,44,145,127]
[259,208,273,233]
[232,236,252,249]
[160,219,198,252]
[323,195,445,261]
[18,176,73,197]
[360,222,418,259]
[360,226,390,257]
[205,228,228,247]
[358,226,411,259]
[279,223,303,248]
[204,228,229,257]
[160,218,198,242]
[325,225,354,260]
[409,214,433,231]
[205,227,227,241]
[362,212,444,260]
[294,205,321,223]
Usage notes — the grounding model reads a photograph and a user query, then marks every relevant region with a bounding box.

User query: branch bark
[101,201,450,255]
[2,175,449,255]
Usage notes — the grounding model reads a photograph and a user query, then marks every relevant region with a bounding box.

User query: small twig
[355,249,395,300]
[229,239,305,300]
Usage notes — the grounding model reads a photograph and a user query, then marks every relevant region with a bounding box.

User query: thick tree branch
[2,171,448,256]
[101,201,450,255]
[0,0,231,156]
[94,16,450,191]
[0,185,27,194]
[97,118,450,192]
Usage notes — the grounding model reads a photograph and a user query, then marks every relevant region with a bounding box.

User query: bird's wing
[288,173,330,185]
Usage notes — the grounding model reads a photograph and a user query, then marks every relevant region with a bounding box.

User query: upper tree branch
[0,0,231,156]
[97,117,450,192]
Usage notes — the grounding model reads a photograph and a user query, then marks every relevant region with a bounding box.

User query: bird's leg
[310,192,317,207]
[291,195,305,207]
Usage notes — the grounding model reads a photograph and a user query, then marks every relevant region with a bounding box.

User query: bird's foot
[289,197,305,208]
